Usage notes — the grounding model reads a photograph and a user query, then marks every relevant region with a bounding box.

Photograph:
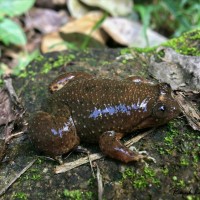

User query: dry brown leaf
[0,89,17,126]
[67,0,91,18]
[25,8,69,34]
[80,0,133,16]
[59,11,107,45]
[175,92,200,131]
[102,17,166,47]
[41,32,67,53]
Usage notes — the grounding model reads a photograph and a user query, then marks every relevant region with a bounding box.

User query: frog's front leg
[99,131,146,163]
[28,111,80,157]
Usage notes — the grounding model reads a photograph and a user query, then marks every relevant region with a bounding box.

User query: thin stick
[125,129,155,147]
[55,153,104,174]
[96,164,103,200]
[87,152,95,178]
[0,159,36,197]
[5,131,24,143]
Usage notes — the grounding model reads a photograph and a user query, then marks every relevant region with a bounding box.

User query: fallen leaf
[175,92,200,131]
[67,0,91,18]
[0,88,17,126]
[41,32,67,53]
[102,17,167,47]
[80,0,133,16]
[25,8,69,34]
[59,11,107,45]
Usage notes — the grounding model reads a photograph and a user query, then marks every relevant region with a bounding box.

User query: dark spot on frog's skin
[28,72,180,163]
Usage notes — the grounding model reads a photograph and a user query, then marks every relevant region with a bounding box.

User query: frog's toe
[129,146,156,163]
[129,146,147,155]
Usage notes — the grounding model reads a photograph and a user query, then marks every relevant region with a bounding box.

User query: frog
[28,72,180,163]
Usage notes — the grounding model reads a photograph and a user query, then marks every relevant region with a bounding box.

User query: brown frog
[28,72,180,163]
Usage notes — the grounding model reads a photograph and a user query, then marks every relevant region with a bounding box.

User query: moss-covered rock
[0,29,199,200]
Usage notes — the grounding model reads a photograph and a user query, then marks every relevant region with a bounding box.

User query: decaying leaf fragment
[59,11,107,45]
[0,87,19,126]
[149,47,200,131]
[67,0,91,19]
[0,77,25,161]
[41,32,68,53]
[149,47,200,91]
[25,8,68,34]
[41,11,107,53]
[80,0,133,16]
[175,92,200,131]
[102,17,166,47]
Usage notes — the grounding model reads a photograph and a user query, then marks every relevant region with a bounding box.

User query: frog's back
[51,78,159,143]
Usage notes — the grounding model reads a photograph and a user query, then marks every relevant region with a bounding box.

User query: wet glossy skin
[28,72,180,163]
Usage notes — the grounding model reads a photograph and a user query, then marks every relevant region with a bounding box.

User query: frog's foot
[54,155,64,164]
[75,146,90,154]
[49,72,93,93]
[129,146,156,163]
[99,131,148,163]
[126,76,154,85]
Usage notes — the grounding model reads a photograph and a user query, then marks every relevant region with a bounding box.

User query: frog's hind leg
[49,72,93,93]
[99,131,145,163]
[28,111,80,157]
[126,76,154,85]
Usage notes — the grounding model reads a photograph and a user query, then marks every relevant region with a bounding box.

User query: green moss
[35,54,45,62]
[120,47,156,56]
[163,29,200,56]
[100,60,110,65]
[180,157,190,166]
[63,189,93,200]
[121,166,160,189]
[12,192,28,200]
[0,79,3,86]
[157,120,180,155]
[161,167,169,175]
[122,59,127,64]
[120,30,200,57]
[41,54,76,74]
[120,48,132,55]
[20,159,43,182]
[186,195,200,200]
[133,46,156,53]
[172,176,186,188]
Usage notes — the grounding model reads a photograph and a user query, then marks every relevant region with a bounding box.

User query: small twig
[96,163,103,200]
[175,91,200,131]
[87,152,95,178]
[55,153,104,174]
[5,131,24,143]
[124,129,155,147]
[4,76,21,109]
[74,146,96,177]
[0,159,36,197]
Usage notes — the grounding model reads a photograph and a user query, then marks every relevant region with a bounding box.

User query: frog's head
[136,83,180,129]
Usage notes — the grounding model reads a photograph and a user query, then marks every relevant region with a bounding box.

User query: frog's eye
[153,103,167,118]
